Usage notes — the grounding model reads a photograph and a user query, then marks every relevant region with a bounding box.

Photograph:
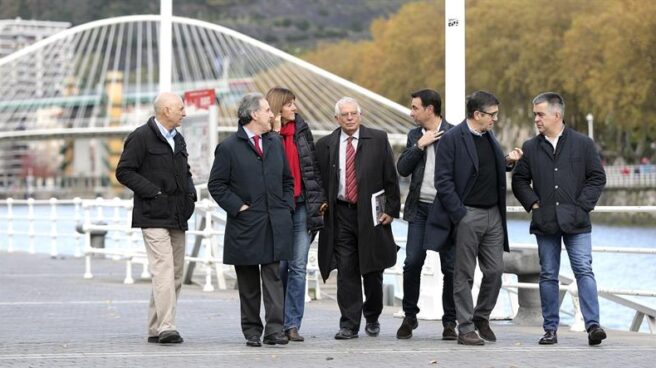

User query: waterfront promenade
[2,252,655,368]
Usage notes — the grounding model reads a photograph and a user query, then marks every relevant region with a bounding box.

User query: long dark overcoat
[315,125,400,282]
[426,121,511,252]
[208,124,294,265]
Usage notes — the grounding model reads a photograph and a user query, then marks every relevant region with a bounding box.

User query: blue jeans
[403,201,456,326]
[279,202,311,331]
[536,232,600,331]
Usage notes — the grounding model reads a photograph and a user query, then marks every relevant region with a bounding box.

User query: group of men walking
[116,88,607,348]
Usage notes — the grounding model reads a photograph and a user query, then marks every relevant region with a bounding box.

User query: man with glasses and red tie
[315,97,400,340]
[208,93,294,348]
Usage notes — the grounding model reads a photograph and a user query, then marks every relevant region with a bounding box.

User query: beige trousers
[142,228,186,336]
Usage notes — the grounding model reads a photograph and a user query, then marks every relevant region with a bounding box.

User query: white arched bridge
[0,15,414,195]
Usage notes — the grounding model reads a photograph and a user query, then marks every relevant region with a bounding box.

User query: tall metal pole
[159,0,172,93]
[445,0,466,124]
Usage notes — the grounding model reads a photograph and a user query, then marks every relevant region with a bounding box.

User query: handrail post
[202,201,215,292]
[73,197,82,257]
[568,283,585,331]
[27,197,35,254]
[206,200,225,290]
[83,203,93,279]
[7,198,14,253]
[49,197,58,257]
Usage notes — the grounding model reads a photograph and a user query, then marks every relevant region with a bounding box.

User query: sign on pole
[183,89,218,182]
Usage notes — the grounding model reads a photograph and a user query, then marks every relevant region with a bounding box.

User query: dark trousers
[453,206,504,334]
[234,262,284,339]
[403,201,456,326]
[334,201,384,332]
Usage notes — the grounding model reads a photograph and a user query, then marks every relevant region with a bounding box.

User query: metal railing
[1,198,655,333]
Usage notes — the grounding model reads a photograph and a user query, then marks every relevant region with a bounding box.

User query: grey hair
[532,92,565,116]
[334,97,361,117]
[237,92,264,125]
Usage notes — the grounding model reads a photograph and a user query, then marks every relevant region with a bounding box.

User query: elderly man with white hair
[116,92,196,344]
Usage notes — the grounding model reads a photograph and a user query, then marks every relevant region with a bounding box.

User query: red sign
[184,89,216,110]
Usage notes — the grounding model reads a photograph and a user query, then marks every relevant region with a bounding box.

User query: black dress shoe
[285,327,305,342]
[246,336,262,347]
[442,325,458,341]
[396,316,418,339]
[147,336,159,343]
[158,330,183,344]
[538,330,558,345]
[457,331,484,346]
[588,325,607,346]
[263,332,289,345]
[365,321,381,337]
[334,328,359,340]
[474,319,496,342]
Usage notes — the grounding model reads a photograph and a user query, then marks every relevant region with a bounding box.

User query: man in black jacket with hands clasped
[116,92,196,344]
[512,92,607,346]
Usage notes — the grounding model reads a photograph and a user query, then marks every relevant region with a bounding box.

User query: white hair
[334,97,361,116]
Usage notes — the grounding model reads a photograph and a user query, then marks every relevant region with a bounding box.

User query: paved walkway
[2,252,655,368]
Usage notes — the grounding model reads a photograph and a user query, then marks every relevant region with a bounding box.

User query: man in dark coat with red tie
[208,93,294,347]
[315,97,401,340]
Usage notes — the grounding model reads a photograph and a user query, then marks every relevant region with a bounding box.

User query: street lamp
[586,113,594,140]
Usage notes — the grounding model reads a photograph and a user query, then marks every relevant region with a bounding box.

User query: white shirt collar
[340,128,360,142]
[465,120,485,136]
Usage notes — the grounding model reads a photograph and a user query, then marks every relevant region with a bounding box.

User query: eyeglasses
[339,111,360,118]
[478,110,499,119]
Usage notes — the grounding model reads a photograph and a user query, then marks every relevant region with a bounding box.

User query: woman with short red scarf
[265,87,326,342]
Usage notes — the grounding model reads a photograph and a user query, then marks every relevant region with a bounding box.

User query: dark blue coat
[208,124,294,265]
[512,126,606,235]
[426,121,511,252]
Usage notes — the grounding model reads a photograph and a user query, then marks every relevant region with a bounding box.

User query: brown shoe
[285,327,305,342]
[442,325,458,341]
[457,331,484,346]
[474,319,497,342]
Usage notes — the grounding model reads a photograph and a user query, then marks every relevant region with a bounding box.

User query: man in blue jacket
[512,92,607,346]
[432,91,522,345]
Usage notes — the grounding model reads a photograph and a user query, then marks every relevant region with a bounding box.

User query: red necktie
[253,135,264,157]
[345,136,358,203]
